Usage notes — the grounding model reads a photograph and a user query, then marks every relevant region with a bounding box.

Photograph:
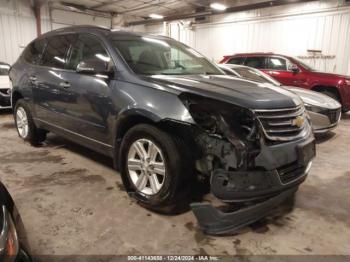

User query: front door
[62,33,116,144]
[263,57,307,87]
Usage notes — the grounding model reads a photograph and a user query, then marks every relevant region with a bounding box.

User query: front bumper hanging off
[191,187,297,235]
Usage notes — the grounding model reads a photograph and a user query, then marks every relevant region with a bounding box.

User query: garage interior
[1,0,350,257]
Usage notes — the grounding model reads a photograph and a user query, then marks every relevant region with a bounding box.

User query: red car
[220,53,350,112]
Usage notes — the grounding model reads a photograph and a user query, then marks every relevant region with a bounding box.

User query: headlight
[0,205,19,259]
[179,93,257,139]
[345,79,350,86]
[304,103,323,113]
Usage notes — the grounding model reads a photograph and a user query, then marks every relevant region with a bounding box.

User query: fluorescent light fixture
[149,14,164,19]
[210,2,227,11]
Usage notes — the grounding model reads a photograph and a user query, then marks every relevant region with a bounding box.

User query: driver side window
[67,34,111,70]
[267,57,290,71]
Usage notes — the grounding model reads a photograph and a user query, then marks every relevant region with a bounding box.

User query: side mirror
[289,64,300,73]
[76,58,113,76]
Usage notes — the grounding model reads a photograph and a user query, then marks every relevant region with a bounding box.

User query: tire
[119,124,192,214]
[14,99,47,146]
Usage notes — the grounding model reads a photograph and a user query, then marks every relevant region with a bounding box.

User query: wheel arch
[112,108,196,171]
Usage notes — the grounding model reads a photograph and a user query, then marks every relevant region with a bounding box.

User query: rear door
[33,34,78,130]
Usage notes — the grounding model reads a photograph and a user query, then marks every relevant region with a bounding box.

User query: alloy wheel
[127,139,166,195]
[16,107,29,138]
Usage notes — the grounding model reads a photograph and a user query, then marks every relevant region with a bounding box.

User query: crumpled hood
[142,75,302,110]
[285,86,341,109]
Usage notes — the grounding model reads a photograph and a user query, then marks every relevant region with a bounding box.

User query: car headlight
[345,79,350,86]
[179,93,257,140]
[304,103,323,113]
[0,205,19,259]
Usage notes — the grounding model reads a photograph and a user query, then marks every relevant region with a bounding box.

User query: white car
[218,63,341,134]
[0,62,11,109]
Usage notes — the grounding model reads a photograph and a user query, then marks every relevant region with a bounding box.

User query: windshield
[233,67,281,86]
[292,57,316,71]
[111,36,223,75]
[0,64,10,76]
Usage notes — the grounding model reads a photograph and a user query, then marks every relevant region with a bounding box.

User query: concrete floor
[0,110,350,256]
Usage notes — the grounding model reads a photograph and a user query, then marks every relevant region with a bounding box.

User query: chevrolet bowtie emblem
[292,116,305,128]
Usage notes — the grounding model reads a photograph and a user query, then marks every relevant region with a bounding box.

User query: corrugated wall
[0,0,111,65]
[141,1,350,75]
[192,1,350,75]
[0,0,37,65]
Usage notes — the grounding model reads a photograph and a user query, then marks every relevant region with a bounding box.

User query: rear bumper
[191,187,298,235]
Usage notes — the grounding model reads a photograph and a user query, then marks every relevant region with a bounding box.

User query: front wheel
[119,124,192,213]
[14,99,47,145]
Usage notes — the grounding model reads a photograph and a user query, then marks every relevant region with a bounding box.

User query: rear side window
[244,57,266,69]
[267,57,287,71]
[23,39,47,64]
[68,34,111,70]
[227,57,245,65]
[41,35,76,69]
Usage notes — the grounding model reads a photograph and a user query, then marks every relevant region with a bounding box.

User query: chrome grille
[320,108,341,124]
[254,105,310,141]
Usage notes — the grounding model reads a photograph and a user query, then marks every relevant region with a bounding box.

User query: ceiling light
[210,3,227,11]
[149,14,164,19]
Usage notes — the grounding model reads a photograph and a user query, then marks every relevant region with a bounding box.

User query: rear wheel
[120,124,192,213]
[14,99,47,145]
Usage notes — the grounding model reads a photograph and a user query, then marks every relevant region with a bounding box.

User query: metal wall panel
[0,0,111,65]
[138,1,350,75]
[192,4,350,74]
[0,0,37,65]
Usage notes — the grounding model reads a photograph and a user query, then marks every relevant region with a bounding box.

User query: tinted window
[111,37,222,75]
[41,35,76,69]
[24,39,46,64]
[244,57,266,69]
[227,57,245,65]
[68,34,111,70]
[267,57,287,70]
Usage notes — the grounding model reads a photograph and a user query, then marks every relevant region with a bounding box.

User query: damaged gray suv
[10,26,315,235]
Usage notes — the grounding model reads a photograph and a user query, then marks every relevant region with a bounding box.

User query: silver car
[218,64,341,133]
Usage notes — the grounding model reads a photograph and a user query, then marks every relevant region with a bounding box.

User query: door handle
[59,81,70,88]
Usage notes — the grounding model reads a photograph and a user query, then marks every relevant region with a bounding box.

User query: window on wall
[68,34,111,70]
[244,57,266,69]
[41,34,77,69]
[267,57,288,71]
[24,39,47,65]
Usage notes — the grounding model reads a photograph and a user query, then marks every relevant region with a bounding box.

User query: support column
[33,0,42,36]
